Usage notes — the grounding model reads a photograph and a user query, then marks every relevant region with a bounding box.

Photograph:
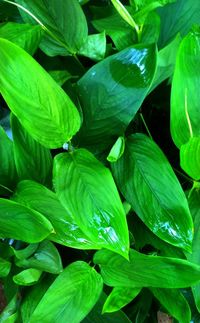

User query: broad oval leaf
[0,257,11,277]
[0,199,53,242]
[16,0,88,55]
[13,269,42,286]
[0,22,43,55]
[29,261,103,323]
[112,133,193,251]
[150,288,191,323]
[94,249,200,288]
[53,149,129,258]
[76,44,157,150]
[170,31,200,148]
[0,38,81,148]
[180,137,200,180]
[11,114,52,186]
[12,180,101,250]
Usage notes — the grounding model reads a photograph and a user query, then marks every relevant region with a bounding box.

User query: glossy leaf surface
[0,199,53,242]
[0,38,80,148]
[76,44,157,149]
[94,249,200,288]
[29,261,103,323]
[53,149,129,258]
[171,31,200,148]
[11,114,52,186]
[0,257,11,277]
[12,180,99,250]
[112,133,193,251]
[0,22,43,55]
[180,137,200,180]
[150,288,191,323]
[13,269,42,286]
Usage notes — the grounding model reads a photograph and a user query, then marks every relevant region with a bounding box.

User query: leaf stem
[0,184,13,194]
[139,113,153,139]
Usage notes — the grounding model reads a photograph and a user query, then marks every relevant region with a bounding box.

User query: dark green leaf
[150,288,191,323]
[0,22,43,55]
[112,134,193,251]
[180,137,200,180]
[103,287,141,313]
[0,257,11,277]
[29,261,103,323]
[11,114,52,186]
[0,38,80,148]
[171,31,200,148]
[140,12,160,45]
[15,241,63,274]
[0,294,18,322]
[76,44,157,150]
[53,150,129,258]
[78,32,106,61]
[16,0,88,55]
[12,180,100,249]
[107,136,125,163]
[13,269,42,286]
[48,70,72,86]
[0,126,17,195]
[94,248,200,288]
[0,198,53,242]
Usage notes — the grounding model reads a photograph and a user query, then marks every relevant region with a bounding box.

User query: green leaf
[0,22,43,55]
[0,126,17,195]
[107,136,125,163]
[12,244,38,260]
[0,38,81,148]
[0,198,53,242]
[103,287,141,313]
[16,0,88,55]
[150,288,191,323]
[15,241,63,274]
[140,11,160,44]
[78,32,106,61]
[111,0,139,32]
[0,257,11,277]
[13,268,42,286]
[48,70,72,86]
[53,149,129,258]
[0,294,18,322]
[112,133,193,251]
[180,137,200,180]
[94,248,200,288]
[76,44,157,150]
[11,114,52,186]
[170,31,200,148]
[29,261,103,323]
[12,180,100,250]
[186,188,200,312]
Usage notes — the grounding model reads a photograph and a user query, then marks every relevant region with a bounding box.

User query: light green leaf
[78,32,106,61]
[53,150,129,258]
[0,257,11,277]
[107,136,125,163]
[76,44,157,150]
[103,287,141,313]
[111,0,139,32]
[0,22,43,55]
[180,137,200,180]
[15,0,88,55]
[171,31,200,148]
[12,180,100,250]
[94,248,200,288]
[112,133,193,251]
[150,288,191,323]
[13,268,42,286]
[0,126,17,195]
[0,198,53,242]
[29,261,103,323]
[15,240,63,274]
[0,38,81,148]
[11,114,52,186]
[12,244,38,260]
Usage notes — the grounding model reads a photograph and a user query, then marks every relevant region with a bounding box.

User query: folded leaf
[112,133,193,251]
[150,288,191,323]
[94,249,200,288]
[180,137,200,180]
[76,44,157,150]
[29,261,103,323]
[170,30,200,148]
[107,136,125,163]
[0,199,53,242]
[12,180,100,250]
[0,38,80,148]
[11,114,52,186]
[13,269,42,286]
[0,257,11,277]
[0,22,43,55]
[53,149,129,258]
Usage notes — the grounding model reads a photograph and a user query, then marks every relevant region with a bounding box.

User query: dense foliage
[0,0,200,321]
